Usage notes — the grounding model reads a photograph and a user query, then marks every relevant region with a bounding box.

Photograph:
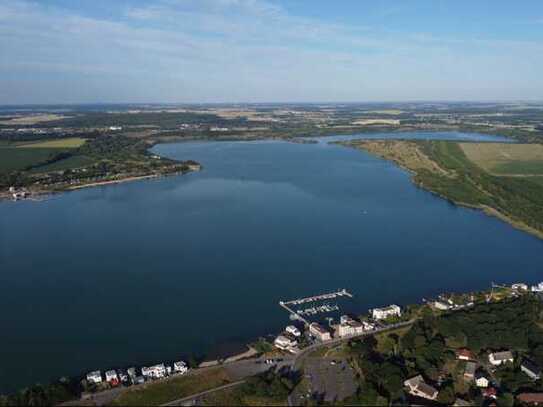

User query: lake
[0,131,541,393]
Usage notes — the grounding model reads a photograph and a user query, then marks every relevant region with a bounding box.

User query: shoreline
[1,167,200,203]
[7,279,538,403]
[341,140,543,241]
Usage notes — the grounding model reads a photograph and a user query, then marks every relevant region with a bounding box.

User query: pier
[282,289,352,306]
[279,301,310,325]
[279,289,353,325]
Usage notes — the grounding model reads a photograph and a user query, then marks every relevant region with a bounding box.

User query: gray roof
[491,351,513,360]
[416,382,438,398]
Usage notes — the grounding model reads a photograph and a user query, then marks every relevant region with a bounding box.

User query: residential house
[531,283,543,293]
[464,361,476,380]
[173,361,188,374]
[475,371,490,388]
[105,370,119,386]
[457,348,475,361]
[404,375,439,401]
[309,323,331,341]
[285,325,301,337]
[117,369,129,384]
[372,304,401,320]
[512,283,528,291]
[517,393,543,405]
[489,351,514,366]
[522,360,542,380]
[86,371,102,384]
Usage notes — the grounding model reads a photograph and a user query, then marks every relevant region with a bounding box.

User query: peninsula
[0,135,201,201]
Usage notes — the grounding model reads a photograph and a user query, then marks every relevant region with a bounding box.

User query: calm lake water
[0,131,541,392]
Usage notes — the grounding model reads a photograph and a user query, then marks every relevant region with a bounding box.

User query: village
[72,281,543,406]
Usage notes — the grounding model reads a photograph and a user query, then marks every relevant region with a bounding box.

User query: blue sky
[0,0,542,104]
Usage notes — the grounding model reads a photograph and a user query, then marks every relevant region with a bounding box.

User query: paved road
[161,380,246,406]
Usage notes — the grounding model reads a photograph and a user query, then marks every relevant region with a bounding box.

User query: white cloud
[0,0,542,103]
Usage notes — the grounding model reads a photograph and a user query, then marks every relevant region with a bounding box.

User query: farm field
[0,138,87,174]
[459,142,543,175]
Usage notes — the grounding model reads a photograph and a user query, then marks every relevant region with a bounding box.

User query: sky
[0,0,542,104]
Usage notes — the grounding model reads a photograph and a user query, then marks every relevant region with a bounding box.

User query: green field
[494,160,543,175]
[29,155,94,173]
[0,147,68,173]
[17,137,86,149]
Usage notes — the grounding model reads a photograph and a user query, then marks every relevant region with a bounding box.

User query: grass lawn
[110,367,233,406]
[17,137,86,148]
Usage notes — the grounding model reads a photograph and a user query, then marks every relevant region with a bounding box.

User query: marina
[279,289,353,324]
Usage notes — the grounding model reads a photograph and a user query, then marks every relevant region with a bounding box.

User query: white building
[372,304,401,320]
[142,364,167,379]
[309,323,331,341]
[109,126,122,131]
[489,351,514,366]
[475,372,489,388]
[105,370,119,384]
[274,334,297,351]
[531,282,543,292]
[512,283,528,291]
[86,371,102,384]
[285,325,301,337]
[173,361,188,374]
[362,321,375,331]
[335,315,364,338]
